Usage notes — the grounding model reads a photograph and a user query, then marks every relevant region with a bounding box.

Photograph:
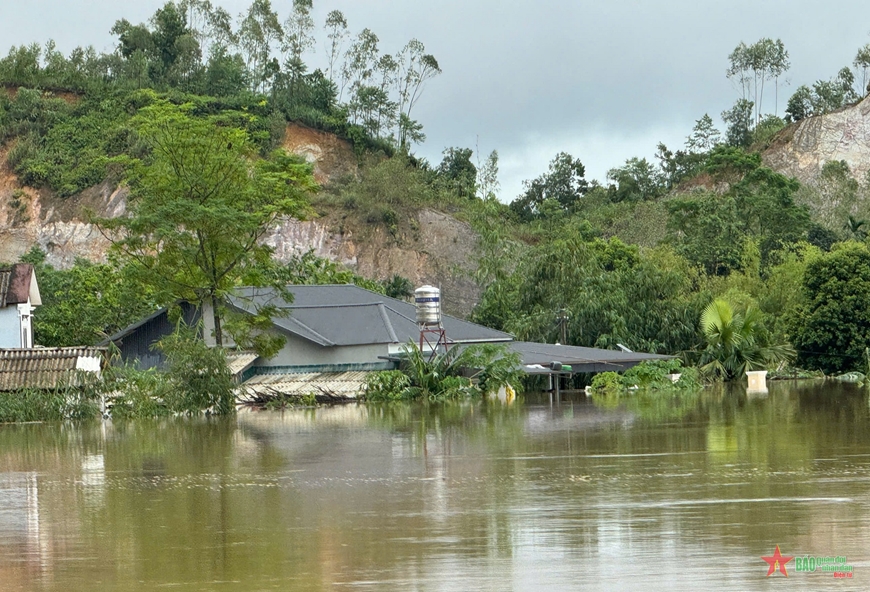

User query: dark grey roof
[229,285,513,347]
[509,341,672,374]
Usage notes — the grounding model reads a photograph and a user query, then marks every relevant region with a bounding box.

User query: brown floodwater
[0,380,868,591]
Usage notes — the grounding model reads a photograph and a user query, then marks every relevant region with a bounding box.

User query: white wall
[0,306,21,347]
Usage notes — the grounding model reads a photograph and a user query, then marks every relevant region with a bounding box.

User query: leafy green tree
[669,147,809,274]
[791,242,870,374]
[668,193,744,275]
[785,85,813,122]
[686,114,721,153]
[752,114,786,147]
[655,142,704,189]
[436,147,477,199]
[606,157,663,202]
[509,152,588,220]
[475,149,500,201]
[98,98,316,349]
[18,247,154,347]
[722,99,754,147]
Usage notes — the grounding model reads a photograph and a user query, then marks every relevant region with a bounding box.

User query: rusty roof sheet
[239,371,368,402]
[0,347,107,391]
[0,264,34,307]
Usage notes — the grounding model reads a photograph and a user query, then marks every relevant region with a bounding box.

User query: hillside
[0,120,484,317]
[763,96,870,185]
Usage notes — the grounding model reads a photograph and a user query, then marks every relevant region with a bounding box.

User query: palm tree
[844,215,868,240]
[699,299,794,380]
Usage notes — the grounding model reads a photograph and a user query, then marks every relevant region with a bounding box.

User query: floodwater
[1,381,869,591]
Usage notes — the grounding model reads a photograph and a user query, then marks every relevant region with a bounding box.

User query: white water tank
[415,285,441,326]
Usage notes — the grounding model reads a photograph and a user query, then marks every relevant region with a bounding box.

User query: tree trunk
[211,293,223,348]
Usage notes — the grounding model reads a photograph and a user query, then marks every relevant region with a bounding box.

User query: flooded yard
[0,380,868,590]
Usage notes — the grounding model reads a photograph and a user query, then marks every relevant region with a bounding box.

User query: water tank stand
[419,326,449,362]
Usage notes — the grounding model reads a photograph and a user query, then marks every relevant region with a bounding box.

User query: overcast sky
[2,0,869,200]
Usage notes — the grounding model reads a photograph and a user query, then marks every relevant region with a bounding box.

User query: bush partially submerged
[0,380,101,423]
[364,342,522,402]
[590,360,701,394]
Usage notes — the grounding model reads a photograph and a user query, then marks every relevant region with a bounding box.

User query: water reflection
[0,382,867,590]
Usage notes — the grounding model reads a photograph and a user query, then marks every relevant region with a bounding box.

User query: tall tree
[855,43,870,97]
[282,0,314,78]
[97,99,316,349]
[237,0,282,92]
[323,10,348,85]
[394,39,440,148]
[339,27,379,102]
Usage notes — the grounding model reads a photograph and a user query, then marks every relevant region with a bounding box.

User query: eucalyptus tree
[339,27,379,102]
[323,10,348,85]
[726,38,789,123]
[394,39,441,148]
[282,0,315,79]
[855,43,870,96]
[237,0,282,92]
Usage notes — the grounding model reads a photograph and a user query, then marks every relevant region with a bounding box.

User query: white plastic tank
[415,285,441,326]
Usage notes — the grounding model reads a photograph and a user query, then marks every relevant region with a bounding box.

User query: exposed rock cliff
[0,125,482,317]
[763,96,870,185]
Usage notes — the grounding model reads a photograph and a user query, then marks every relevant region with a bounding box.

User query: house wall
[0,307,21,348]
[114,303,199,370]
[257,331,389,368]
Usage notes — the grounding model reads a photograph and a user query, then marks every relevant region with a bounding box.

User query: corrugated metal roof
[230,285,513,347]
[239,371,368,402]
[225,351,259,377]
[0,347,107,391]
[509,341,672,373]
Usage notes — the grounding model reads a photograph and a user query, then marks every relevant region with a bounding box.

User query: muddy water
[0,381,868,591]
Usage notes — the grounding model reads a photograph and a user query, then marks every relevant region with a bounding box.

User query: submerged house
[105,284,668,398]
[0,263,106,390]
[0,264,41,349]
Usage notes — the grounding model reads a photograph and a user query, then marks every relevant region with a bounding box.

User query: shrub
[364,370,412,401]
[590,371,622,394]
[156,327,235,415]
